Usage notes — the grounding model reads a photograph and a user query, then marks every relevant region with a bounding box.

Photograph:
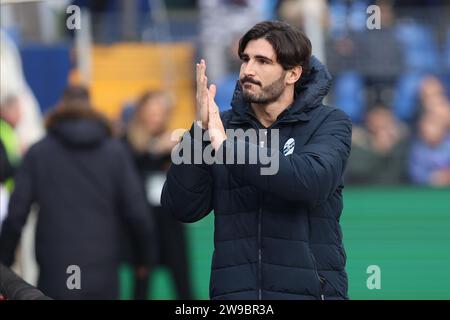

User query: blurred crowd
[323,0,450,186]
[0,0,449,300]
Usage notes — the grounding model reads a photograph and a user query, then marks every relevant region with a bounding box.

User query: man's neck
[250,88,295,128]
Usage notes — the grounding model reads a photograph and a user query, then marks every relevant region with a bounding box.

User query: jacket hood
[46,107,112,147]
[230,56,332,121]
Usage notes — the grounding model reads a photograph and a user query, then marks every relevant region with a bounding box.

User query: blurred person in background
[326,0,403,122]
[122,91,193,300]
[409,113,450,186]
[419,76,450,127]
[0,85,154,299]
[346,106,410,185]
[1,29,45,286]
[409,78,450,186]
[354,0,403,108]
[0,30,44,150]
[0,96,22,230]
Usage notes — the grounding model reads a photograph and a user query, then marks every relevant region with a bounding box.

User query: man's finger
[200,76,208,102]
[209,84,217,100]
[196,63,199,84]
[200,59,205,83]
[196,60,205,86]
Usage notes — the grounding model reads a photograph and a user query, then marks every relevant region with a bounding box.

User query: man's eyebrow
[240,53,273,63]
[254,55,273,63]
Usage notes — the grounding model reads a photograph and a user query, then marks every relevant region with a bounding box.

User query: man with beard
[162,21,352,300]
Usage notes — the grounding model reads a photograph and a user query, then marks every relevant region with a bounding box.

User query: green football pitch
[120,187,450,300]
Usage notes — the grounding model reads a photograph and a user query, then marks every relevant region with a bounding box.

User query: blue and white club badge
[283,138,295,156]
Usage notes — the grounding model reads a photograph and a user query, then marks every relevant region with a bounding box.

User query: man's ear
[286,66,302,85]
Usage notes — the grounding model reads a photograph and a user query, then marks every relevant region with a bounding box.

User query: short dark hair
[61,85,90,104]
[58,85,91,110]
[238,21,312,75]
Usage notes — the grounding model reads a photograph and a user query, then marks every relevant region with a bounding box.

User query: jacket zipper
[258,206,262,300]
[257,128,269,301]
[232,113,295,301]
[310,253,325,300]
[233,114,264,300]
[319,276,326,300]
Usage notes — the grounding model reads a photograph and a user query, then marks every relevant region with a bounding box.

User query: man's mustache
[240,77,262,87]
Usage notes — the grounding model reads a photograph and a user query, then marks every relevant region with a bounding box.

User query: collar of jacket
[228,56,332,127]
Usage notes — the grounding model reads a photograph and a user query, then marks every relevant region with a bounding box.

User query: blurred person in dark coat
[0,85,153,299]
[122,91,193,300]
[0,141,15,184]
[346,106,410,185]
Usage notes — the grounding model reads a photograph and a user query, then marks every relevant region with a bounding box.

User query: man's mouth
[241,78,261,87]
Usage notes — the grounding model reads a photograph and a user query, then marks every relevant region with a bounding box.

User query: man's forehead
[243,38,277,60]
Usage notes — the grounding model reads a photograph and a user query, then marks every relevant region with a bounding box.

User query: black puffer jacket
[0,108,153,299]
[162,57,352,300]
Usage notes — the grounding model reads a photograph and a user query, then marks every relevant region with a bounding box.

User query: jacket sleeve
[0,263,51,300]
[0,141,16,183]
[161,122,213,223]
[116,144,154,265]
[219,109,352,207]
[0,148,36,266]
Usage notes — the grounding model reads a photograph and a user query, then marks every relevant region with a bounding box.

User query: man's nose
[242,60,256,77]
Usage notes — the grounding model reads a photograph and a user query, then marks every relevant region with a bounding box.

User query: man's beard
[241,72,286,105]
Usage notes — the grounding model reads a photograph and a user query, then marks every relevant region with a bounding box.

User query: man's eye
[259,59,269,64]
